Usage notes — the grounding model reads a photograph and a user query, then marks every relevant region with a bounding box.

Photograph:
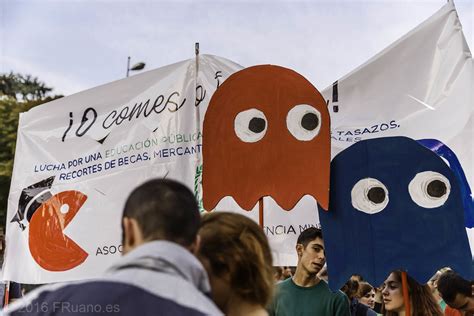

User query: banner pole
[258,197,264,228]
[194,42,201,137]
[4,281,10,306]
[401,271,411,315]
[194,42,205,211]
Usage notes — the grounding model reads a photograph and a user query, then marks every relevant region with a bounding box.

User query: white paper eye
[351,178,389,214]
[234,109,267,143]
[286,104,321,141]
[408,171,450,208]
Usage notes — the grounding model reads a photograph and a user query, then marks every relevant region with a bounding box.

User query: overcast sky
[1,0,472,96]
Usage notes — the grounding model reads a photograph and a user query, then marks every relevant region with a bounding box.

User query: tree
[0,73,61,228]
[0,72,53,102]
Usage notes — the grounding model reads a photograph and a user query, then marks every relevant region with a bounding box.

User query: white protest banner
[254,1,473,267]
[3,51,315,283]
[321,1,474,254]
[4,1,472,282]
[3,55,243,283]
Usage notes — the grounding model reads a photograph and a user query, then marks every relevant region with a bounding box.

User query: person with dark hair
[342,279,360,302]
[341,279,377,316]
[357,282,376,310]
[427,269,449,312]
[281,266,292,280]
[268,227,350,316]
[5,178,222,316]
[197,212,274,316]
[437,270,474,315]
[381,270,443,316]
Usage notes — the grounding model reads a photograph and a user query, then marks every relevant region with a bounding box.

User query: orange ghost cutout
[203,65,330,211]
[29,191,88,271]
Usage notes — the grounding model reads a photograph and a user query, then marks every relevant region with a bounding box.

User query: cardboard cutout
[29,191,89,271]
[319,136,472,291]
[418,139,474,228]
[10,176,89,272]
[202,65,330,211]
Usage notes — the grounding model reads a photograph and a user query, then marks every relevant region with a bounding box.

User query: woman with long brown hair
[382,271,443,316]
[197,212,274,316]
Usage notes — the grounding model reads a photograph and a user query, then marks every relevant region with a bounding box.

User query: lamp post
[126,56,146,77]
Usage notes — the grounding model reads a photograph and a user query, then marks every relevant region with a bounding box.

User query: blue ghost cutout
[319,136,472,291]
[417,139,474,228]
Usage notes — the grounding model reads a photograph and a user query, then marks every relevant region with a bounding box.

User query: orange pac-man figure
[29,190,88,271]
[202,65,330,212]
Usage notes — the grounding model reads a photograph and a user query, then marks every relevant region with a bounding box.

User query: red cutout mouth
[29,190,88,271]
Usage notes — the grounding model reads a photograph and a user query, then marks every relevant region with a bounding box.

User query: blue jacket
[4,241,222,315]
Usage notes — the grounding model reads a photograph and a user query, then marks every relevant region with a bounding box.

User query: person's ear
[189,235,201,255]
[296,244,304,258]
[122,217,134,254]
[122,217,144,254]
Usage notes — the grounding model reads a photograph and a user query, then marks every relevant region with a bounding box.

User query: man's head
[437,270,474,313]
[295,227,325,275]
[121,179,200,254]
[282,266,292,279]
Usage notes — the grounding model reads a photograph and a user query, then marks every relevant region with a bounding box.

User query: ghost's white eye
[351,178,389,214]
[408,171,450,208]
[286,104,321,141]
[234,108,267,143]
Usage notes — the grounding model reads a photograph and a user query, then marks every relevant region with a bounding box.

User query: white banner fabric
[4,2,472,283]
[3,55,243,283]
[321,1,474,258]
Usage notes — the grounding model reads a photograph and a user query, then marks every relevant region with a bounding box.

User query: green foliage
[0,73,61,228]
[0,72,53,102]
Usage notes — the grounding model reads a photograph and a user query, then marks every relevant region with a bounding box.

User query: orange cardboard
[203,65,330,211]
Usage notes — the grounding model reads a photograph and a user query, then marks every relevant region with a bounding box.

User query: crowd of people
[1,178,473,315]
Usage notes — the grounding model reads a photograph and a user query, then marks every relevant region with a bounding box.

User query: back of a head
[341,279,359,300]
[123,178,200,246]
[437,270,472,304]
[198,212,274,307]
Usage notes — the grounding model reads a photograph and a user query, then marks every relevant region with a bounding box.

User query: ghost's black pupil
[427,180,447,198]
[301,112,319,131]
[249,117,266,133]
[367,187,385,204]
